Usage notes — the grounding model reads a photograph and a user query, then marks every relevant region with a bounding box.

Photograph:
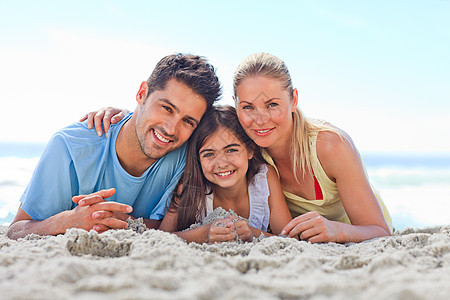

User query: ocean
[1,142,449,230]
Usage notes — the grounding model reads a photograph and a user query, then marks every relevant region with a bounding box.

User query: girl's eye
[202,153,213,158]
[227,148,238,153]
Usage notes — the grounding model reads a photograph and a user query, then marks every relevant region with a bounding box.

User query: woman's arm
[80,107,130,137]
[266,165,293,235]
[282,130,390,243]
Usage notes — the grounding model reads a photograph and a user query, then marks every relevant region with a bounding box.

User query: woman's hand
[281,211,341,243]
[80,107,130,137]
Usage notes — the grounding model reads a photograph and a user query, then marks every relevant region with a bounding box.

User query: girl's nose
[215,153,229,168]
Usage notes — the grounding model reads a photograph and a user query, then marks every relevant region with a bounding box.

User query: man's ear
[291,88,299,110]
[136,81,148,105]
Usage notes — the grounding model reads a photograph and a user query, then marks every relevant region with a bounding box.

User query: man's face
[135,78,207,160]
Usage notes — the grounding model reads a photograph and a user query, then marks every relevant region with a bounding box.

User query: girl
[159,105,292,243]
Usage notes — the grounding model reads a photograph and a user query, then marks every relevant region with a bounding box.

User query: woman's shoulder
[263,163,280,183]
[315,126,360,178]
[316,125,354,156]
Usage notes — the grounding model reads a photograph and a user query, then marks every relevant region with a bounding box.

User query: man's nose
[163,117,178,136]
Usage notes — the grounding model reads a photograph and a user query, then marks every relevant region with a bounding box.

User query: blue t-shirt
[20,113,186,221]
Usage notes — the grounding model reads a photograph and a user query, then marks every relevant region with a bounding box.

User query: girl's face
[235,75,298,149]
[199,126,253,189]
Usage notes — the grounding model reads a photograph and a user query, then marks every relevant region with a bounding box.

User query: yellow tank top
[262,131,393,232]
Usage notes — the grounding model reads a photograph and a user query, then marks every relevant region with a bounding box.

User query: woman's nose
[254,108,269,125]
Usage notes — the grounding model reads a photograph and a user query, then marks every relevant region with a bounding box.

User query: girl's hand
[80,107,130,137]
[281,211,341,243]
[232,218,253,242]
[208,218,237,244]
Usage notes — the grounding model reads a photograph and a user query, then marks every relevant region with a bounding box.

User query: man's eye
[162,105,172,112]
[184,119,194,127]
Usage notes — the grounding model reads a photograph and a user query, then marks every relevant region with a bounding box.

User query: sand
[1,223,449,299]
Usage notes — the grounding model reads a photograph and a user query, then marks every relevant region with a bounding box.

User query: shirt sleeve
[20,133,78,220]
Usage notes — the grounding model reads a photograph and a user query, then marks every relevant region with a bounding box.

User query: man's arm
[73,189,161,231]
[8,190,133,240]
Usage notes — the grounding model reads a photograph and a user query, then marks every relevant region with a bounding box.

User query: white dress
[203,164,271,232]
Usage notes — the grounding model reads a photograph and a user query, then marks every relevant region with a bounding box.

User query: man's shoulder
[53,121,105,151]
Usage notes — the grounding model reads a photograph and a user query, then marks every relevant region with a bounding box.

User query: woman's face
[235,75,297,149]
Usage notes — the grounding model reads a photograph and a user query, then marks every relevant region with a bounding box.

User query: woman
[232,53,392,243]
[83,53,392,243]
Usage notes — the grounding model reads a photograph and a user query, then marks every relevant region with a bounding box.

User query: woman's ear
[292,88,299,110]
[136,81,148,105]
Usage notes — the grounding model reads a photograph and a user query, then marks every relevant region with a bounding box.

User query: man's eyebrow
[159,98,180,113]
[159,98,200,126]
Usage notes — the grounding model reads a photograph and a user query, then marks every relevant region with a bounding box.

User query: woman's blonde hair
[233,52,340,182]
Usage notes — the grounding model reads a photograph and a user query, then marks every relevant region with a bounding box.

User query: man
[7,54,221,239]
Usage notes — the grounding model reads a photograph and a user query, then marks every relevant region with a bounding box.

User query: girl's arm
[159,203,241,244]
[266,165,293,235]
[282,130,390,243]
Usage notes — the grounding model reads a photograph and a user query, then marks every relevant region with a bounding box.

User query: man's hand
[72,188,132,233]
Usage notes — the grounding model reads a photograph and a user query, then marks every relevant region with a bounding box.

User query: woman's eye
[242,105,253,110]
[268,102,278,108]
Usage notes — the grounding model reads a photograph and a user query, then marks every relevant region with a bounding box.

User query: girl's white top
[204,164,270,232]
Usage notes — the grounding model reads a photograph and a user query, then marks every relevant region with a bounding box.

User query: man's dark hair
[146,53,222,110]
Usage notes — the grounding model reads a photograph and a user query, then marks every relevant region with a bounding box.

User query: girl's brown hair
[171,105,264,231]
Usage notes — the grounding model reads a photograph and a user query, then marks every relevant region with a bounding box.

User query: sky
[1,0,449,154]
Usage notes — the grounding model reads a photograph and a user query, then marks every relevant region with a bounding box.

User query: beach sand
[1,223,449,299]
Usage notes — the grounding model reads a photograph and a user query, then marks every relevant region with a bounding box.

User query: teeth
[256,129,270,133]
[217,170,234,176]
[154,130,170,143]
